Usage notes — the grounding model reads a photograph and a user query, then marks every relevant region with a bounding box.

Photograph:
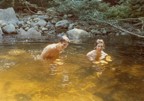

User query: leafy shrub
[51,0,143,20]
[105,5,131,19]
[55,0,86,13]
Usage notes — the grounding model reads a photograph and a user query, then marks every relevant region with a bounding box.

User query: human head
[60,35,70,43]
[96,39,105,49]
[59,35,70,49]
[95,43,104,51]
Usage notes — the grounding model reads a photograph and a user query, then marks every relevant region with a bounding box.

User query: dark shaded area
[103,0,120,5]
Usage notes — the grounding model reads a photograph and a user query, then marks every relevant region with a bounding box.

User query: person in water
[40,35,70,62]
[87,38,112,63]
[86,43,107,62]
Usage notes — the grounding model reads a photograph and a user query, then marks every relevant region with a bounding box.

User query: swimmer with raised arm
[40,35,70,62]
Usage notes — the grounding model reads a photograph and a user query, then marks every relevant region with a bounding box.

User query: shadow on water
[0,36,144,101]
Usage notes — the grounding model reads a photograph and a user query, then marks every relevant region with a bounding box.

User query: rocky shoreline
[0,7,92,43]
[0,7,143,46]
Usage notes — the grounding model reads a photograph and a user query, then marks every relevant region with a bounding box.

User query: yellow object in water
[106,55,112,62]
[100,60,108,64]
[93,60,108,65]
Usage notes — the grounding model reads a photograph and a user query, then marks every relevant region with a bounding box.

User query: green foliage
[1,0,142,20]
[54,0,107,20]
[52,0,143,20]
[79,9,105,21]
[75,1,108,20]
[119,0,144,17]
[105,5,131,19]
[55,0,86,13]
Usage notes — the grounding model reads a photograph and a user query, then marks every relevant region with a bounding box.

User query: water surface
[0,42,143,101]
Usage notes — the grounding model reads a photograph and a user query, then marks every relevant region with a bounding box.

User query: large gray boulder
[17,28,41,39]
[55,20,70,33]
[27,28,41,39]
[0,7,19,25]
[67,28,91,43]
[16,28,28,39]
[2,24,16,34]
[31,19,47,27]
[55,20,69,28]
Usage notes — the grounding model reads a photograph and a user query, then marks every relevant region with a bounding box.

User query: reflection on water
[0,42,144,101]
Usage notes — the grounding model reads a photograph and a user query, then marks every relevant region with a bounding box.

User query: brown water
[0,42,144,101]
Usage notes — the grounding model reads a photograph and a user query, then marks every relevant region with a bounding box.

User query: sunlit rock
[67,28,91,43]
[17,28,41,39]
[37,15,49,21]
[46,22,54,30]
[55,20,70,33]
[0,7,19,25]
[55,20,69,28]
[0,20,7,27]
[2,23,16,34]
[35,19,47,27]
[27,28,41,39]
[40,27,48,31]
[16,28,28,39]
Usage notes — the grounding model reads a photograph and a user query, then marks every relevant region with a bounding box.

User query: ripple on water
[0,60,16,71]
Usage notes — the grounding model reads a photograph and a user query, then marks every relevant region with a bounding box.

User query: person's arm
[86,50,95,62]
[100,51,108,60]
